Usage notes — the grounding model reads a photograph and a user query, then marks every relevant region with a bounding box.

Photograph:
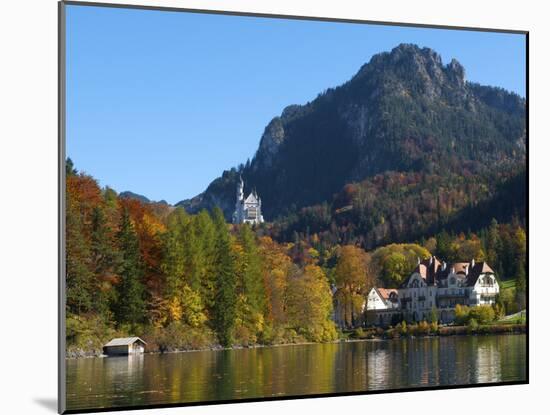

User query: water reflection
[367,346,390,389]
[66,334,526,411]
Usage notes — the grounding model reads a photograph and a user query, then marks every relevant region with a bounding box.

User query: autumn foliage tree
[372,243,430,287]
[287,265,337,342]
[334,245,373,328]
[65,160,526,352]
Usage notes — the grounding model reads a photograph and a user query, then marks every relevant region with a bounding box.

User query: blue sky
[66,5,526,204]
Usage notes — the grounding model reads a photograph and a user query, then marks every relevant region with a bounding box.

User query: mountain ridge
[177,44,526,229]
[120,191,168,206]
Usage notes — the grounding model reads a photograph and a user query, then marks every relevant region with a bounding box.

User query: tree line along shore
[65,161,526,358]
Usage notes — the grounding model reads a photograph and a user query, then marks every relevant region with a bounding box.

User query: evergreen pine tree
[66,157,77,176]
[114,208,146,327]
[161,224,185,300]
[195,210,217,313]
[435,230,452,260]
[486,218,500,277]
[513,226,527,310]
[182,215,201,291]
[239,224,266,315]
[212,207,237,346]
[66,201,93,314]
[515,261,526,310]
[90,206,118,318]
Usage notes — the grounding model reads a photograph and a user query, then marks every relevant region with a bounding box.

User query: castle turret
[233,176,245,224]
[237,176,244,201]
[233,177,264,225]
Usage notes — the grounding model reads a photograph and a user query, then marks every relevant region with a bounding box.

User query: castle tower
[237,176,244,201]
[233,177,264,225]
[233,176,245,224]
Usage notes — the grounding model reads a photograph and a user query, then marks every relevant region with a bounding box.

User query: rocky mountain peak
[354,43,468,100]
[177,44,525,221]
[256,116,286,169]
[446,58,466,84]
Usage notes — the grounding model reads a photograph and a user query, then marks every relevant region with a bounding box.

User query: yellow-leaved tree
[287,264,337,342]
[334,245,374,329]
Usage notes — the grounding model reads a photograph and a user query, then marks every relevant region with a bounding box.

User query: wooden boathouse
[103,337,147,356]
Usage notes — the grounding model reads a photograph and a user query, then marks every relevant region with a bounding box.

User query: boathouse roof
[104,337,147,347]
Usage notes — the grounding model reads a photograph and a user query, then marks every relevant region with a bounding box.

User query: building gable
[244,193,259,205]
[366,288,386,310]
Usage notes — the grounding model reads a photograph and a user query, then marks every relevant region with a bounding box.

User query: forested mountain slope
[178,43,526,246]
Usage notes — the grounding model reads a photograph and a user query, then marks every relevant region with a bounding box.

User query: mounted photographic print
[59,1,528,413]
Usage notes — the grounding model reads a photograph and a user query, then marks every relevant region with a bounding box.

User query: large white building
[233,176,264,225]
[366,256,499,326]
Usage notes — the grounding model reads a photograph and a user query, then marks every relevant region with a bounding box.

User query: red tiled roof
[377,288,398,300]
[466,261,495,286]
[416,264,427,279]
[401,256,495,288]
[452,262,470,274]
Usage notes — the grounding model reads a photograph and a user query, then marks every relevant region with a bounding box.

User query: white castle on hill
[233,176,264,225]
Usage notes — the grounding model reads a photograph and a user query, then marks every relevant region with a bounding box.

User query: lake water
[66,334,526,411]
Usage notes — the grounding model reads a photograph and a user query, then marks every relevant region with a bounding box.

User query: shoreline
[66,323,526,359]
